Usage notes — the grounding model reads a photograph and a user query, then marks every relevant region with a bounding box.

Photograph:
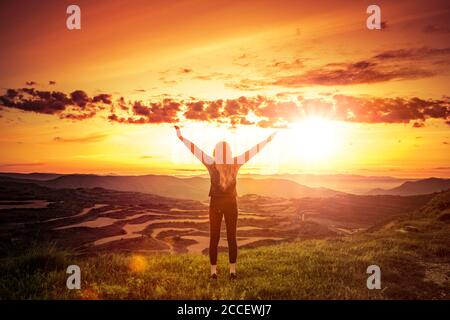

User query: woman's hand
[174,125,182,139]
[268,131,277,141]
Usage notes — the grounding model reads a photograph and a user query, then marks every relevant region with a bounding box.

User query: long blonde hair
[213,141,238,191]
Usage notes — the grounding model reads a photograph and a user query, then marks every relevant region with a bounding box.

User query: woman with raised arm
[174,125,276,279]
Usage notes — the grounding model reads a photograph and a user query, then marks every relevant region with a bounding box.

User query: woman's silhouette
[175,126,276,279]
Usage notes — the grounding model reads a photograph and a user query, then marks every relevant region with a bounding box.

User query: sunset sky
[0,0,449,177]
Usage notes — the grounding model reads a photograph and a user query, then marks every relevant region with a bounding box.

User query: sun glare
[291,117,344,162]
[129,255,148,273]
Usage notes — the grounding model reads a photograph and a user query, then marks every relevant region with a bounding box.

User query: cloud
[184,101,209,121]
[49,80,56,85]
[193,72,233,81]
[174,168,206,172]
[226,79,271,91]
[267,58,304,71]
[234,47,450,89]
[0,88,112,119]
[53,133,109,143]
[1,87,449,128]
[422,24,450,34]
[108,99,181,124]
[60,111,97,120]
[180,68,193,74]
[0,162,45,167]
[92,93,112,105]
[25,81,37,86]
[373,47,450,61]
[274,59,434,87]
[332,95,450,125]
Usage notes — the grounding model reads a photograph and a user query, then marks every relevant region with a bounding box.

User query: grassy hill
[1,191,449,300]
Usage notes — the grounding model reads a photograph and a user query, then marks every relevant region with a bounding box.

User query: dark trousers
[209,196,238,265]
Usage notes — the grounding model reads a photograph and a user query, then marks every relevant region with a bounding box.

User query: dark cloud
[108,99,181,124]
[0,88,111,118]
[25,81,37,86]
[184,101,209,120]
[333,95,450,125]
[70,90,90,107]
[2,87,449,128]
[92,93,112,105]
[49,81,56,85]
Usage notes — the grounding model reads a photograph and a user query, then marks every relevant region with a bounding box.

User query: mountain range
[367,178,450,196]
[1,173,449,200]
[0,173,343,201]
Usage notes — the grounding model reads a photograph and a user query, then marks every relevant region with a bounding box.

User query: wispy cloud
[0,162,45,167]
[53,133,109,143]
[228,47,450,89]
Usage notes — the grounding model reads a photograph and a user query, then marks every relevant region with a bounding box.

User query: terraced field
[0,181,433,257]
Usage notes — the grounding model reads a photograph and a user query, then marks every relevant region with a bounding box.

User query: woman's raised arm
[235,131,277,165]
[175,126,214,165]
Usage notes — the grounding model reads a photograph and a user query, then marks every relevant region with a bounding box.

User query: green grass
[1,213,449,300]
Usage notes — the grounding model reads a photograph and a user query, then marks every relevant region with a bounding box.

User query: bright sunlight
[291,117,345,162]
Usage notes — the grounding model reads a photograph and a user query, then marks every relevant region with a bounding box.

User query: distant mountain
[367,178,450,196]
[0,172,64,181]
[1,174,344,201]
[239,173,412,194]
[1,172,416,194]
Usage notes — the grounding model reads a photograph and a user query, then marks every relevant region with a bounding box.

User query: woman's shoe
[230,273,237,280]
[210,273,218,280]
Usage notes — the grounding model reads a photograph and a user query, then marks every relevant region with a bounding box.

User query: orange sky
[0,0,449,177]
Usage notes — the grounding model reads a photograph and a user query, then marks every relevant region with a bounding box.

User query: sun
[291,117,344,162]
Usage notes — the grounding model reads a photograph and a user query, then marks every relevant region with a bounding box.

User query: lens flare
[129,255,148,273]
